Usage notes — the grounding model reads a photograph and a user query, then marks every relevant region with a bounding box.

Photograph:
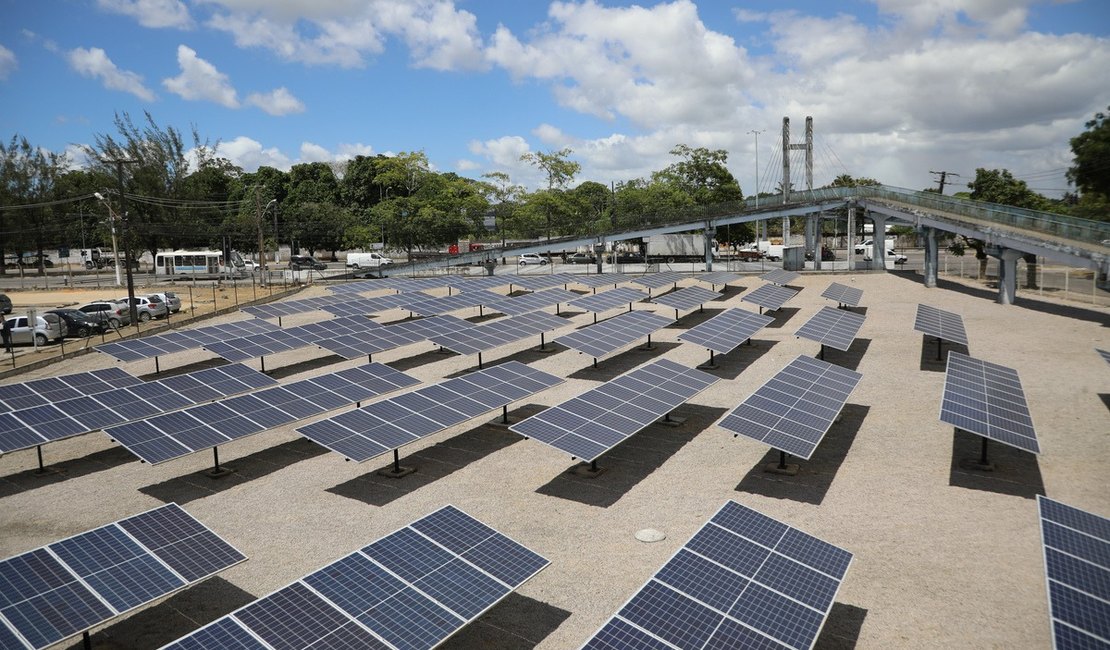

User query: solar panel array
[327,279,392,295]
[375,276,454,293]
[914,304,969,346]
[241,296,335,319]
[678,308,774,355]
[650,286,721,314]
[567,287,646,314]
[718,355,863,459]
[429,312,569,356]
[443,275,511,292]
[697,271,742,287]
[400,289,505,316]
[1036,495,1110,650]
[0,503,245,650]
[0,368,141,413]
[820,282,864,308]
[106,363,419,464]
[510,273,576,291]
[742,283,799,311]
[162,505,548,650]
[511,359,717,461]
[297,361,563,462]
[321,292,434,318]
[204,317,381,362]
[0,364,276,455]
[940,352,1039,454]
[315,315,471,360]
[630,271,686,290]
[556,310,673,360]
[97,320,282,362]
[486,288,579,316]
[760,269,800,286]
[583,500,852,650]
[795,306,867,352]
[570,273,628,289]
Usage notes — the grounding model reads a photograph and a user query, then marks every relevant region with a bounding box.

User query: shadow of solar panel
[760,269,800,286]
[568,287,646,313]
[743,284,799,311]
[795,306,866,351]
[940,352,1038,453]
[651,286,721,313]
[584,500,851,650]
[914,304,969,346]
[165,505,546,650]
[0,504,244,650]
[677,308,773,355]
[718,355,862,460]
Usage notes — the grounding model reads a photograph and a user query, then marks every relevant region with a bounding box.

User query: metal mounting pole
[36,445,45,473]
[778,450,788,470]
[83,631,91,650]
[212,447,221,473]
[818,344,825,361]
[393,449,401,474]
[502,405,509,424]
[937,337,944,362]
[980,437,989,466]
[477,352,483,370]
[539,332,546,351]
[590,459,599,473]
[155,356,160,374]
[260,356,266,373]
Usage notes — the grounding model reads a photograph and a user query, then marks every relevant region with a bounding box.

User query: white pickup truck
[346,252,393,269]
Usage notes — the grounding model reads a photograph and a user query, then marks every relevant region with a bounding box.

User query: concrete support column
[991,247,1024,305]
[703,226,714,272]
[782,216,790,246]
[923,226,938,288]
[804,215,816,263]
[814,214,823,271]
[847,206,856,271]
[872,213,887,272]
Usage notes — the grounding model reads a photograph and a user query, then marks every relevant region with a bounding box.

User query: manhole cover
[635,528,666,543]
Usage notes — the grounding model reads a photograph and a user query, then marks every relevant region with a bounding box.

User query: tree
[481,171,523,243]
[654,144,743,206]
[520,148,581,240]
[0,135,67,274]
[964,168,1055,285]
[1068,106,1110,200]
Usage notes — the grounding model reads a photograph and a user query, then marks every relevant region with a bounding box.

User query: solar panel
[511,359,718,461]
[568,287,646,314]
[106,363,419,464]
[0,368,141,413]
[760,269,800,286]
[162,505,547,650]
[717,355,863,459]
[0,503,244,650]
[443,275,511,292]
[742,284,799,311]
[795,306,867,352]
[97,320,282,362]
[241,296,334,319]
[486,288,579,316]
[914,304,969,346]
[570,273,628,289]
[1099,348,1110,365]
[429,312,570,356]
[328,279,386,294]
[375,276,454,293]
[296,361,562,462]
[0,364,277,455]
[678,308,774,355]
[820,282,864,308]
[400,289,505,316]
[204,317,380,362]
[318,292,428,318]
[650,286,720,315]
[583,500,852,650]
[509,273,576,291]
[697,271,742,288]
[1036,495,1110,650]
[940,352,1039,454]
[631,271,686,290]
[556,310,673,360]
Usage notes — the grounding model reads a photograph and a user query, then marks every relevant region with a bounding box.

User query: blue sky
[1,0,1108,196]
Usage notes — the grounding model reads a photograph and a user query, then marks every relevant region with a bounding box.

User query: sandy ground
[0,268,1107,650]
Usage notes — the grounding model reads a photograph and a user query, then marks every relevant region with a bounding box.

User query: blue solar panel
[678,308,773,355]
[760,269,800,286]
[1037,495,1110,650]
[697,271,742,288]
[914,304,969,346]
[0,368,141,413]
[556,310,672,360]
[583,500,851,650]
[486,288,580,316]
[164,505,548,650]
[821,282,863,308]
[97,320,282,362]
[742,284,799,311]
[400,289,504,316]
[568,287,646,314]
[0,504,244,650]
[651,286,721,315]
[940,352,1039,454]
[509,273,576,291]
[630,272,686,290]
[429,312,569,356]
[794,306,866,352]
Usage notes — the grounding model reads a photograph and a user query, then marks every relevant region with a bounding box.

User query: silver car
[149,291,182,313]
[116,296,168,322]
[4,314,64,346]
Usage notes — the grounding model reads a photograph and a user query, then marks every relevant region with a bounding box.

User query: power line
[929,170,961,194]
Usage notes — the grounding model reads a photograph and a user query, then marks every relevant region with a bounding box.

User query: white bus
[154,250,244,278]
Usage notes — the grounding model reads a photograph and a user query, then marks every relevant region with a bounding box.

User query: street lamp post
[93,192,123,287]
[748,128,765,241]
[257,196,276,286]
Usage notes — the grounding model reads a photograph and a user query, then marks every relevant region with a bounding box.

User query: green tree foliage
[0,135,67,273]
[519,148,581,240]
[654,144,743,205]
[481,171,523,242]
[1068,106,1110,199]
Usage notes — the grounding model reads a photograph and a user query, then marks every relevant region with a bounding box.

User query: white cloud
[299,142,331,162]
[214,136,292,170]
[67,47,156,101]
[246,87,305,115]
[468,135,532,170]
[300,141,375,162]
[0,45,16,80]
[455,159,480,171]
[162,44,239,107]
[97,0,193,29]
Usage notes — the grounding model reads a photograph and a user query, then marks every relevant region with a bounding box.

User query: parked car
[46,308,103,338]
[0,294,11,315]
[863,249,908,264]
[4,314,64,346]
[78,300,131,329]
[149,291,182,313]
[116,296,167,322]
[518,253,548,266]
[566,252,596,264]
[289,255,327,271]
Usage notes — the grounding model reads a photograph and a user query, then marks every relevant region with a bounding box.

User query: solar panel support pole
[154,356,160,374]
[260,356,266,373]
[936,337,944,362]
[818,344,825,361]
[699,350,718,370]
[36,444,45,473]
[477,352,483,370]
[83,631,91,650]
[642,334,655,351]
[501,405,509,424]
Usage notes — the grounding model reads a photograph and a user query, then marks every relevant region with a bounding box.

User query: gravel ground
[0,269,1107,650]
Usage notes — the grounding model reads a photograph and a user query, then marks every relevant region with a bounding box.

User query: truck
[643,234,716,263]
[755,240,785,261]
[345,252,394,269]
[78,247,139,270]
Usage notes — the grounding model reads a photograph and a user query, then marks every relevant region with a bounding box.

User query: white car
[518,253,548,266]
[863,249,908,264]
[240,259,259,273]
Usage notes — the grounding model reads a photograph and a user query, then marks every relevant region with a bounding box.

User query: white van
[346,252,393,269]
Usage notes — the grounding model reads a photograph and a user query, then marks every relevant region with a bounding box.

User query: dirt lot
[0,269,1107,649]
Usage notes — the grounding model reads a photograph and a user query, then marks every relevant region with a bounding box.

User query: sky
[1,0,1108,198]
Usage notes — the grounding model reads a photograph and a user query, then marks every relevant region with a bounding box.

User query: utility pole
[930,170,960,195]
[102,157,138,324]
